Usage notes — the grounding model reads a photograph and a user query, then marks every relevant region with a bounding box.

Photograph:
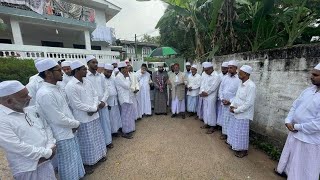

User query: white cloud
[106,0,167,41]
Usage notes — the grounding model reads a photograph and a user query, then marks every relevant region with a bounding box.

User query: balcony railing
[0,44,119,64]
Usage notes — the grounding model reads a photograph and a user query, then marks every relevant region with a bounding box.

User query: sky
[106,0,167,41]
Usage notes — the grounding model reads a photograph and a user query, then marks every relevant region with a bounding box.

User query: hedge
[0,57,37,85]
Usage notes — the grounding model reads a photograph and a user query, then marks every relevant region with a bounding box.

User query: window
[142,47,152,55]
[73,44,101,50]
[42,41,64,47]
[0,39,12,44]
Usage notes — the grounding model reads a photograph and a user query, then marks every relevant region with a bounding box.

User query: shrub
[0,57,37,85]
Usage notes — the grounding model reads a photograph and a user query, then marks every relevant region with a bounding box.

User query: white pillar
[10,19,23,45]
[84,30,91,50]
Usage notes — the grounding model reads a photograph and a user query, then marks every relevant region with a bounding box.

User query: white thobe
[187,73,201,96]
[136,71,152,115]
[0,105,55,176]
[65,77,99,123]
[62,73,73,86]
[36,82,80,141]
[26,75,44,106]
[130,72,141,119]
[200,72,221,126]
[230,79,256,120]
[286,86,320,144]
[115,73,133,105]
[219,74,241,102]
[86,71,108,102]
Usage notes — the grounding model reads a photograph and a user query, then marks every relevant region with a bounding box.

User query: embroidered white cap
[104,64,114,70]
[118,62,127,68]
[85,55,96,63]
[315,63,320,70]
[221,62,229,67]
[0,80,25,97]
[70,60,85,70]
[191,64,197,69]
[61,61,71,67]
[186,62,191,66]
[114,68,119,72]
[34,58,44,64]
[35,58,58,73]
[240,65,253,74]
[98,62,105,68]
[228,60,238,67]
[112,60,118,64]
[202,62,213,68]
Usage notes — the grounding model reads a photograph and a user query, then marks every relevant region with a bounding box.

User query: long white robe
[136,71,152,115]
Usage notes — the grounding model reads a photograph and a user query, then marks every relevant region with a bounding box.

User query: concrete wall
[212,44,320,145]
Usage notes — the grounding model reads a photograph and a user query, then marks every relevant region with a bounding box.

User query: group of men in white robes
[0,55,319,180]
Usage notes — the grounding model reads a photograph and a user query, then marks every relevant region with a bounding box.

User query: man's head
[158,63,164,72]
[61,61,72,76]
[104,64,114,78]
[203,62,214,75]
[112,60,118,68]
[118,62,128,74]
[170,63,174,72]
[0,80,31,113]
[221,62,229,75]
[173,63,180,73]
[311,63,320,86]
[97,62,105,73]
[228,60,238,76]
[71,60,87,78]
[127,65,133,72]
[37,59,62,83]
[86,55,98,71]
[186,62,191,72]
[191,65,197,75]
[141,66,147,74]
[238,65,252,81]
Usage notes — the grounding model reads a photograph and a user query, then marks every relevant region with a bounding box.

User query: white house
[0,0,121,64]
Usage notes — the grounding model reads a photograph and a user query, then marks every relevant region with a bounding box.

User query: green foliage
[251,136,282,160]
[157,0,320,57]
[0,57,37,85]
[139,34,160,44]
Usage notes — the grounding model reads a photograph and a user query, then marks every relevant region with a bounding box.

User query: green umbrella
[149,47,178,57]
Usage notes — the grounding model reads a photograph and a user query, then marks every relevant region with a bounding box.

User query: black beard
[159,70,164,72]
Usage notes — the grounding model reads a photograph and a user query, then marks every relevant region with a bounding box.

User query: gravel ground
[0,114,284,180]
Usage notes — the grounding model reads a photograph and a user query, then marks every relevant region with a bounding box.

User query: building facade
[0,0,121,64]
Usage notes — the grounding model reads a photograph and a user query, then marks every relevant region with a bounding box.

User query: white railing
[0,44,119,64]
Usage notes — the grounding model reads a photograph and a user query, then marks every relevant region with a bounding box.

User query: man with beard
[26,58,45,106]
[115,62,136,139]
[65,60,107,172]
[275,63,320,179]
[200,62,221,134]
[61,61,73,85]
[0,80,57,180]
[227,65,256,158]
[152,63,168,115]
[103,64,122,136]
[169,63,186,119]
[186,65,201,116]
[86,55,113,149]
[36,59,86,178]
[136,64,152,117]
[216,61,229,127]
[218,60,241,140]
[128,64,142,120]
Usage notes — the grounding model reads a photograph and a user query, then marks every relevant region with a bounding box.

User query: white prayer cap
[240,65,253,74]
[228,60,238,67]
[112,60,117,64]
[186,62,191,66]
[35,58,58,73]
[114,68,119,72]
[202,62,213,68]
[118,62,127,68]
[0,80,25,97]
[34,58,43,64]
[104,64,114,70]
[85,55,96,63]
[191,64,197,69]
[221,62,229,67]
[61,61,71,67]
[157,62,164,67]
[70,60,85,70]
[315,63,320,70]
[98,62,105,68]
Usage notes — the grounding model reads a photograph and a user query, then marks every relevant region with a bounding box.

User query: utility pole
[135,34,138,60]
